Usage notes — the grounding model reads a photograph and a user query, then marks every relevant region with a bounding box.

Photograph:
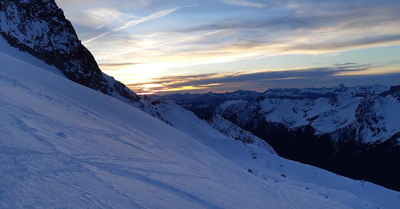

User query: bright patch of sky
[56,0,400,94]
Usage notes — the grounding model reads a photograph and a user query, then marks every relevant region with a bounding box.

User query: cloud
[125,65,375,94]
[75,0,400,62]
[58,0,400,94]
[131,66,400,94]
[333,63,357,67]
[63,8,137,31]
[174,1,400,55]
[163,66,366,87]
[113,5,197,31]
[220,0,267,8]
[56,0,153,9]
[280,34,400,53]
[99,29,227,59]
[83,5,197,44]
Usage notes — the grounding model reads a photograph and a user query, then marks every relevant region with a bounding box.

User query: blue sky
[56,0,400,94]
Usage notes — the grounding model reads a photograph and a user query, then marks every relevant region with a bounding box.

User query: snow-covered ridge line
[220,84,400,142]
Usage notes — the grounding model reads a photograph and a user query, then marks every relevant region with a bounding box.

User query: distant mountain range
[161,85,400,191]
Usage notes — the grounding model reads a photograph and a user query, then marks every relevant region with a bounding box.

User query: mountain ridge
[163,85,400,191]
[0,0,139,103]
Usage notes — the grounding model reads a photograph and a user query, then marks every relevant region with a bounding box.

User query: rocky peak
[380,85,400,102]
[0,0,139,102]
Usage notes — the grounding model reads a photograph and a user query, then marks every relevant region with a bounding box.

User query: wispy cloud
[99,29,227,59]
[220,0,267,8]
[160,66,367,88]
[128,65,400,94]
[282,34,400,52]
[84,5,197,44]
[114,5,197,31]
[124,65,359,93]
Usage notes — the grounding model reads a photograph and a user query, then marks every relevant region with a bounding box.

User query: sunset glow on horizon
[57,0,400,95]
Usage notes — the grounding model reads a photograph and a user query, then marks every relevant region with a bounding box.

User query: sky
[56,0,400,95]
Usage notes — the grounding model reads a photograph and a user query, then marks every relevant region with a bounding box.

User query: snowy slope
[140,99,276,164]
[1,36,400,209]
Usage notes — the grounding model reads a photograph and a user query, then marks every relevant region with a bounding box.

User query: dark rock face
[0,0,139,102]
[238,117,400,191]
[381,85,400,102]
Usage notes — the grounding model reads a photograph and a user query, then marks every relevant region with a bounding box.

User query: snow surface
[1,38,400,208]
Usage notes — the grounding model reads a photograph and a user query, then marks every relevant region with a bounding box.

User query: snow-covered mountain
[0,0,139,103]
[164,85,400,191]
[2,0,400,208]
[0,0,275,177]
[159,90,263,121]
[2,29,400,209]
